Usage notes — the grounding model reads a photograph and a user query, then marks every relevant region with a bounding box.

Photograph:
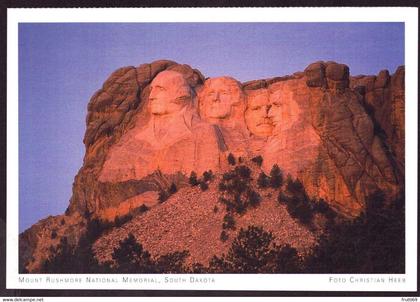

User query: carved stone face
[245,89,273,137]
[199,77,243,120]
[267,90,283,128]
[149,70,191,116]
[268,85,298,131]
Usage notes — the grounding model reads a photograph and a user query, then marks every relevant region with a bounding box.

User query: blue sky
[18,22,404,231]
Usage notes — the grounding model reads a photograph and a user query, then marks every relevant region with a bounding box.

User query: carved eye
[152,86,165,92]
[252,106,261,111]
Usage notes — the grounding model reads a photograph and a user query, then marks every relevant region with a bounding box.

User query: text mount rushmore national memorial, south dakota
[20,60,405,274]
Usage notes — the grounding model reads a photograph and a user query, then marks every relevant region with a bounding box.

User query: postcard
[3,6,419,300]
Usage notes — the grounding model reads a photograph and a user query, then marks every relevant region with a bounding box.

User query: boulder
[304,61,326,88]
[325,62,349,90]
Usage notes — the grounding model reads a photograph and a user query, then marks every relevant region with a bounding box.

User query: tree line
[35,154,404,274]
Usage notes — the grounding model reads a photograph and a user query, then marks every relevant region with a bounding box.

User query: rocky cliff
[19,60,405,272]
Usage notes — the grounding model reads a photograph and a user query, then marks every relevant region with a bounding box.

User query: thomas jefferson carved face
[245,89,274,137]
[199,77,244,120]
[149,71,191,116]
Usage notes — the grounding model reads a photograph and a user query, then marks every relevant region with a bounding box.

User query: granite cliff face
[20,60,405,272]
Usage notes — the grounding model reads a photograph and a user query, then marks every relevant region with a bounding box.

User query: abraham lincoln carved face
[245,89,274,137]
[267,83,300,132]
[199,77,244,121]
[149,70,191,116]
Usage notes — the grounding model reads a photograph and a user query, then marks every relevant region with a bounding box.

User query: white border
[7,7,419,292]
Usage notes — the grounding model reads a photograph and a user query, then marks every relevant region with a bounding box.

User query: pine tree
[235,165,251,179]
[203,170,214,182]
[247,190,261,207]
[227,153,236,166]
[154,251,189,273]
[257,172,270,188]
[111,233,154,273]
[41,237,74,273]
[251,155,263,166]
[225,226,277,273]
[199,181,209,191]
[169,183,177,194]
[41,235,105,273]
[269,164,283,188]
[222,214,235,230]
[158,191,169,203]
[220,231,229,242]
[189,171,199,186]
[220,226,301,273]
[136,204,149,214]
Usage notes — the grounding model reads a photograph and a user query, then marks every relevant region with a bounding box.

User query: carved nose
[267,106,274,117]
[265,105,272,114]
[213,93,221,102]
[149,90,157,100]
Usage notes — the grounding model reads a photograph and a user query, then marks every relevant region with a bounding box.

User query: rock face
[19,213,86,272]
[258,61,402,215]
[20,60,405,272]
[93,180,318,267]
[350,67,405,175]
[244,88,273,138]
[198,76,250,159]
[99,70,223,183]
[66,61,206,217]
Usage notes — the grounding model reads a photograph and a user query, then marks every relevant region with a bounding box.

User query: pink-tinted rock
[198,76,250,158]
[325,62,349,90]
[242,76,296,91]
[325,62,349,81]
[166,64,205,87]
[69,61,209,218]
[374,69,390,89]
[198,77,245,123]
[304,61,326,87]
[100,191,159,221]
[262,73,399,215]
[100,70,223,183]
[150,59,177,78]
[75,61,406,218]
[350,67,405,175]
[20,60,405,272]
[245,89,273,138]
[242,79,267,90]
[19,213,86,272]
[391,65,405,91]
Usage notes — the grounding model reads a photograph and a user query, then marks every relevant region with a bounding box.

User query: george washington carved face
[199,77,244,121]
[149,70,192,116]
[245,89,274,137]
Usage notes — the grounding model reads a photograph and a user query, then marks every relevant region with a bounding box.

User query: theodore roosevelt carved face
[245,89,274,137]
[199,77,244,121]
[149,70,192,116]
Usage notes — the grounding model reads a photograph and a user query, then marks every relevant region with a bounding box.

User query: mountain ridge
[19,59,405,273]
